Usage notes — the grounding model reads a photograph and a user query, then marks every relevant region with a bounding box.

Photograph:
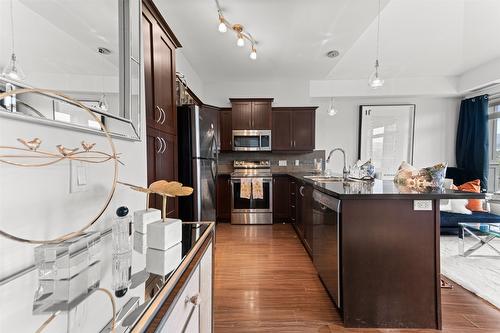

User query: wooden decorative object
[118,180,193,220]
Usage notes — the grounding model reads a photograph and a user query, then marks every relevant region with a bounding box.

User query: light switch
[295,160,300,166]
[77,166,87,185]
[70,161,88,193]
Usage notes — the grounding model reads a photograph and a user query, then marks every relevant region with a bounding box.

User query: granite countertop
[287,172,486,200]
[217,170,485,199]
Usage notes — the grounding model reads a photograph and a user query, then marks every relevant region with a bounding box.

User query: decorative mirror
[358,104,416,180]
[0,0,141,140]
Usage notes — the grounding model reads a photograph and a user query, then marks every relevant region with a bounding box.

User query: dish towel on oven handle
[252,178,264,199]
[240,178,252,199]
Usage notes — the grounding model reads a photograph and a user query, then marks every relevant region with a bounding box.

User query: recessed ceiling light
[326,50,340,58]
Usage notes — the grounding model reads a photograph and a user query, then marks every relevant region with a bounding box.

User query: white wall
[204,79,460,172]
[176,49,205,101]
[315,96,460,172]
[0,2,148,331]
[204,80,312,107]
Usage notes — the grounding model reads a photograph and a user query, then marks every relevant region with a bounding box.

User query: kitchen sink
[303,175,368,183]
[303,175,344,182]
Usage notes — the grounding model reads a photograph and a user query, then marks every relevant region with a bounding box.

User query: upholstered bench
[440,167,500,234]
[440,211,500,235]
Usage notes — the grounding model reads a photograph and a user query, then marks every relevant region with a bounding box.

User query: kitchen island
[286,174,484,329]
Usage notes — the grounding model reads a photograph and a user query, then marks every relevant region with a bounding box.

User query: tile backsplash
[218,150,326,174]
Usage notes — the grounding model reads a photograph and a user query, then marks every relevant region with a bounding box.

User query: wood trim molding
[229,98,274,102]
[272,106,318,111]
[142,0,182,48]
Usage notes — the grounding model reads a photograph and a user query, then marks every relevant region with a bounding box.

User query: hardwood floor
[214,223,500,333]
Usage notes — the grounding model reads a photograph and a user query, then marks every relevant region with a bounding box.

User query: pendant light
[2,0,25,81]
[327,98,338,116]
[368,0,384,89]
[97,47,110,112]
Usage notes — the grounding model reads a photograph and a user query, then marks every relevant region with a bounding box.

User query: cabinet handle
[160,107,166,124]
[160,137,167,153]
[299,186,304,197]
[156,137,163,153]
[155,106,163,123]
[185,294,202,306]
[293,140,296,147]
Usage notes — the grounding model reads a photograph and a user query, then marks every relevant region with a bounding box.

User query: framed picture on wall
[358,104,416,180]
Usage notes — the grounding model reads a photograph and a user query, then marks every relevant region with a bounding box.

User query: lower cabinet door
[199,243,213,333]
[160,266,200,332]
[184,307,200,333]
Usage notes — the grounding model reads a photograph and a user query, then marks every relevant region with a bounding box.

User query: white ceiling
[156,0,500,83]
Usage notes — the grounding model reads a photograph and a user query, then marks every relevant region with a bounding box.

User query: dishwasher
[312,189,341,308]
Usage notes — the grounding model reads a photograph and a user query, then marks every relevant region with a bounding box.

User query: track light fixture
[215,0,257,60]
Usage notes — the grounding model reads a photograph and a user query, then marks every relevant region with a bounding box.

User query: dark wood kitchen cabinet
[219,108,232,151]
[292,179,313,256]
[143,0,181,217]
[143,2,179,135]
[302,183,314,254]
[272,175,291,223]
[272,107,316,151]
[230,98,273,130]
[216,174,231,222]
[146,127,178,217]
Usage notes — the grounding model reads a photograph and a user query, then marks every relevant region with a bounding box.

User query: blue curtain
[456,94,489,191]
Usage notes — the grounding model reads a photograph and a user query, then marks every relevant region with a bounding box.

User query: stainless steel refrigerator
[177,105,219,222]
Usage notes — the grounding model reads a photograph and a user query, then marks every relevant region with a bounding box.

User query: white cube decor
[146,242,182,276]
[147,218,182,250]
[133,232,147,254]
[134,209,161,234]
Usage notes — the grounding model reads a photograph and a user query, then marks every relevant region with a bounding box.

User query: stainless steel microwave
[232,130,271,151]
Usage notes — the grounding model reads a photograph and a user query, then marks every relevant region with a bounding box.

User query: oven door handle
[231,178,272,183]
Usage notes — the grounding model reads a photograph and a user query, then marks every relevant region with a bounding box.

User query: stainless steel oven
[232,130,271,151]
[230,160,273,224]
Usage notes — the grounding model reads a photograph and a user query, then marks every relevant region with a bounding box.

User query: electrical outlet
[70,161,88,193]
[295,160,300,166]
[413,200,432,211]
[278,160,287,166]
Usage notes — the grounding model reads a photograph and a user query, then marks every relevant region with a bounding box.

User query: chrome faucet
[326,148,349,181]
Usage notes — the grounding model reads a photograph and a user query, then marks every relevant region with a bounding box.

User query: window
[488,105,500,192]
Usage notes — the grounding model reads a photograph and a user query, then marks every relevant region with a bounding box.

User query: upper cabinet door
[251,101,272,129]
[153,26,177,135]
[231,101,252,130]
[142,11,158,129]
[292,109,316,151]
[272,110,292,150]
[219,110,232,151]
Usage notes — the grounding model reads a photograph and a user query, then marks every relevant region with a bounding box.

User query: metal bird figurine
[56,145,79,156]
[17,138,41,151]
[81,141,96,152]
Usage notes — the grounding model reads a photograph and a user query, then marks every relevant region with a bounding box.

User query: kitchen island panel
[341,199,441,329]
